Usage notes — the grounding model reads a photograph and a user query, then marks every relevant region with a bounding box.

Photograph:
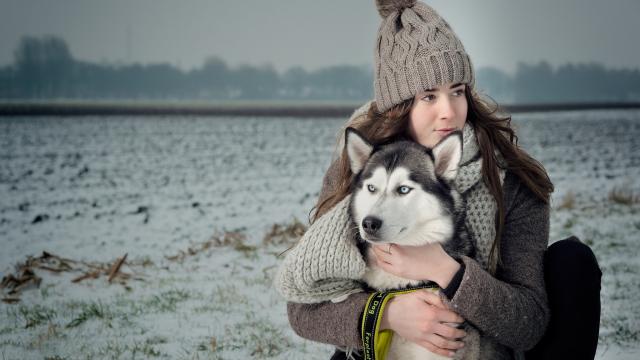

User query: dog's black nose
[362,216,382,235]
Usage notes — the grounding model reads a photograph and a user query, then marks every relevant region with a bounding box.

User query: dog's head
[345,127,463,246]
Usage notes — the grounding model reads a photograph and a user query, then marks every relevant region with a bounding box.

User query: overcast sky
[2,0,639,74]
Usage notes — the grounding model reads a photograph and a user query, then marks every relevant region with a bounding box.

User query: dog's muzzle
[362,216,382,236]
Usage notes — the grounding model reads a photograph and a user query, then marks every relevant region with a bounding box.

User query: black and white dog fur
[345,127,476,359]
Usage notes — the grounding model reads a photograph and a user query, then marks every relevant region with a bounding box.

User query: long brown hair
[310,85,554,274]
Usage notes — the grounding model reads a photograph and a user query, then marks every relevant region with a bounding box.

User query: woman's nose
[438,97,456,120]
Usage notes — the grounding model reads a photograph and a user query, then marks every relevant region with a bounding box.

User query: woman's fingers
[384,291,467,358]
[435,308,464,326]
[372,245,392,264]
[419,333,465,358]
[418,290,465,324]
[418,289,445,307]
[426,333,465,350]
[434,322,467,340]
[418,339,458,358]
[373,244,390,255]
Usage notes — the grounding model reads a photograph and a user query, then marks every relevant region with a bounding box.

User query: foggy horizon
[2,0,640,74]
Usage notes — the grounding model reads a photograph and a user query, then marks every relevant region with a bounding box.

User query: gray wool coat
[286,157,551,359]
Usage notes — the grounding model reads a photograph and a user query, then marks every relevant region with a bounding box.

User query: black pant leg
[526,236,602,360]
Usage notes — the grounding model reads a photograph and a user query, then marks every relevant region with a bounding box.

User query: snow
[1,109,639,359]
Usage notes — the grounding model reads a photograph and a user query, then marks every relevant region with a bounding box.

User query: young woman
[275,1,601,359]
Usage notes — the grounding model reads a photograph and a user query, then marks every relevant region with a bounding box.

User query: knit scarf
[274,123,505,303]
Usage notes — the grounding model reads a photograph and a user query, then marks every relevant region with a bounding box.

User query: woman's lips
[436,128,455,135]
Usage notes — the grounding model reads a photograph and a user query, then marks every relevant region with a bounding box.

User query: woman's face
[408,82,468,148]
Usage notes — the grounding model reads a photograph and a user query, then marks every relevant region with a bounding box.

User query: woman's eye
[397,186,412,195]
[453,89,465,96]
[367,184,376,193]
[421,94,436,102]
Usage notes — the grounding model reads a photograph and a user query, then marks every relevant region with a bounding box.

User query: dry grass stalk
[609,186,639,205]
[557,191,576,210]
[1,297,20,304]
[213,231,249,247]
[1,268,42,295]
[166,230,252,263]
[1,251,142,302]
[71,271,101,283]
[262,218,307,247]
[107,253,128,283]
[28,251,75,272]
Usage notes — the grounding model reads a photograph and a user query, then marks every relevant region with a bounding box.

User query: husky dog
[345,127,475,359]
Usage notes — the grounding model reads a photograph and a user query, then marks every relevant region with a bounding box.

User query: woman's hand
[372,243,461,288]
[380,289,466,357]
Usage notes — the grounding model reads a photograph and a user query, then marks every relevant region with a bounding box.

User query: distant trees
[512,61,640,103]
[1,35,639,104]
[280,65,372,100]
[476,66,514,103]
[11,36,74,98]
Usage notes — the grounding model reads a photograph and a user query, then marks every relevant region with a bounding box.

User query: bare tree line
[1,36,639,104]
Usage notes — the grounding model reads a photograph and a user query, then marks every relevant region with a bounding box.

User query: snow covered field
[1,109,639,359]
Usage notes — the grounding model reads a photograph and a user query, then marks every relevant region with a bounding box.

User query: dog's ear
[432,131,463,181]
[345,127,374,174]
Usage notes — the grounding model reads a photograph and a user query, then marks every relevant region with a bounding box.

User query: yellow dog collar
[361,283,440,360]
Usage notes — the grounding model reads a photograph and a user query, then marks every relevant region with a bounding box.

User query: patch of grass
[601,314,640,346]
[219,315,291,357]
[237,243,259,256]
[607,261,638,274]
[263,218,307,247]
[608,186,640,205]
[202,336,218,352]
[14,304,57,328]
[214,230,257,256]
[143,289,191,313]
[30,323,67,350]
[66,301,110,328]
[156,275,193,287]
[194,284,248,314]
[0,326,14,336]
[563,217,576,229]
[607,242,624,248]
[212,284,247,307]
[93,339,126,359]
[76,336,165,359]
[129,255,156,268]
[39,284,55,299]
[166,230,256,262]
[612,325,640,345]
[177,337,225,360]
[241,273,272,287]
[556,191,576,210]
[0,338,24,348]
[145,335,168,345]
[130,339,163,358]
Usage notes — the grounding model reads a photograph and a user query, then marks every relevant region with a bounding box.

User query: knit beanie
[374,0,475,112]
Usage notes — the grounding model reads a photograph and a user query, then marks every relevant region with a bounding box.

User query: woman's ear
[432,131,463,181]
[345,127,374,174]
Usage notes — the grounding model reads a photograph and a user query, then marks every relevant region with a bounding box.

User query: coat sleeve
[442,173,550,351]
[287,292,370,348]
[285,158,371,349]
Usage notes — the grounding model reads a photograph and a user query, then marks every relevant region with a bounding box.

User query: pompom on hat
[375,0,417,17]
[373,0,475,112]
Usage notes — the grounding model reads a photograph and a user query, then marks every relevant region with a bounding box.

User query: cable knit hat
[374,0,475,112]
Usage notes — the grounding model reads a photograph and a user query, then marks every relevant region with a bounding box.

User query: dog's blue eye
[397,186,412,195]
[367,184,376,193]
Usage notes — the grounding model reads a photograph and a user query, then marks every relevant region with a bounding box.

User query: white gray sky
[1,0,639,74]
